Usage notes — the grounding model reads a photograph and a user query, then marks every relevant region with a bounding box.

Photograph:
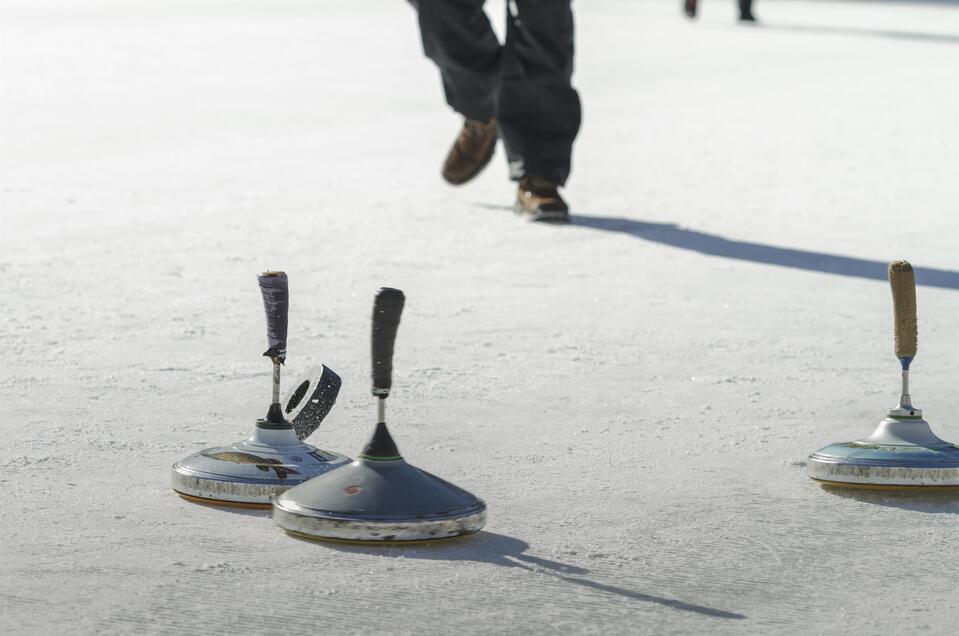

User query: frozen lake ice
[2,0,958,633]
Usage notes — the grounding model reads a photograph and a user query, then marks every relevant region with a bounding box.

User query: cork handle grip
[259,271,289,362]
[888,260,917,361]
[371,288,405,397]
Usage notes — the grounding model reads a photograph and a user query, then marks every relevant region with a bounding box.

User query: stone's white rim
[807,455,959,487]
[171,466,299,504]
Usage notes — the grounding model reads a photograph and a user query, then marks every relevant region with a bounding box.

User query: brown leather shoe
[514,176,569,223]
[442,118,498,186]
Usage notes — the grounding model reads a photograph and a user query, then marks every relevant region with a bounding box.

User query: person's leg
[738,0,756,21]
[497,0,581,187]
[413,0,502,121]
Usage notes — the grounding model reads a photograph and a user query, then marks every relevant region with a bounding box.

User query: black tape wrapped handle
[258,271,289,362]
[371,287,405,397]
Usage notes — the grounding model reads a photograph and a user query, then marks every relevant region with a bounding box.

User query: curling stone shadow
[210,507,271,517]
[819,486,959,514]
[290,530,746,620]
[569,214,959,290]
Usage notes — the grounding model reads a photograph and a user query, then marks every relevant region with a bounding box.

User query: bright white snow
[1,0,958,633]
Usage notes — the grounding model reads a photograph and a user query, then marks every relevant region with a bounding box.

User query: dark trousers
[413,0,582,186]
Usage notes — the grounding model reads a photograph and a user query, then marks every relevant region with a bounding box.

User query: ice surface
[1,0,958,633]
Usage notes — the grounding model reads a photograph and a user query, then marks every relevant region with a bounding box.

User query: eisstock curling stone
[172,271,350,508]
[273,288,487,542]
[807,261,959,491]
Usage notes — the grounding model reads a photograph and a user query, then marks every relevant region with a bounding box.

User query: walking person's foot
[683,0,698,18]
[738,0,757,22]
[514,176,569,223]
[442,118,498,185]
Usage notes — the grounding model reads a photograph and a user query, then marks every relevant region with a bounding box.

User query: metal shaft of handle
[377,397,386,424]
[898,368,912,409]
[272,359,282,405]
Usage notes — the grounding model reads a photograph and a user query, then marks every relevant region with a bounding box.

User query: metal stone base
[172,425,351,507]
[808,416,959,489]
[273,500,487,543]
[271,449,487,542]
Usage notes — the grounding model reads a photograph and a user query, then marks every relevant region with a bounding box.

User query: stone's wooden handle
[888,260,917,360]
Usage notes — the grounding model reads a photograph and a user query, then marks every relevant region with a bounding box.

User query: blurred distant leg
[684,0,698,19]
[413,0,503,185]
[738,0,756,22]
[498,0,581,187]
[413,0,502,121]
